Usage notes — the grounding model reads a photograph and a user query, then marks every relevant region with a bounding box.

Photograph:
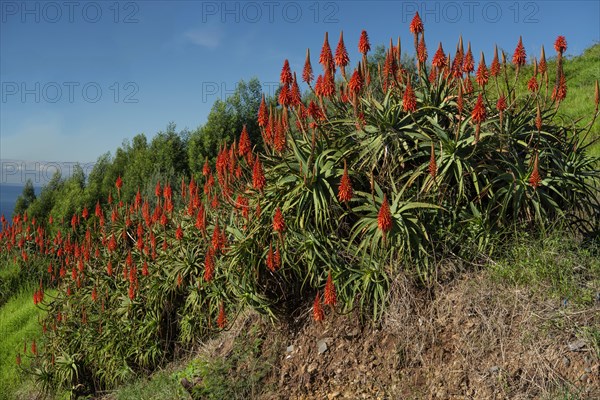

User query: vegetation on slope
[1,14,599,400]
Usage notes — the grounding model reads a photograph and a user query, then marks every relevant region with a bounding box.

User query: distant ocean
[0,183,39,219]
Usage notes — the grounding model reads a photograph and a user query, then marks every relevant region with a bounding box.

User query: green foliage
[0,286,45,400]
[13,179,37,217]
[489,227,600,304]
[176,323,274,400]
[1,27,598,399]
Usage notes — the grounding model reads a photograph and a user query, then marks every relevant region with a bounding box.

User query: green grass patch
[0,285,45,400]
[489,228,600,304]
[106,369,187,400]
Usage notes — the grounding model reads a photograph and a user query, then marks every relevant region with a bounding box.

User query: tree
[13,179,37,216]
[188,78,263,176]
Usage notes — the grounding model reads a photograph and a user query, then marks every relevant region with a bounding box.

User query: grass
[489,226,600,304]
[104,370,187,400]
[0,285,45,400]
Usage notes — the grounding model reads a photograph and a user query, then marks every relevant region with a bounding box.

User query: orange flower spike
[554,36,567,54]
[475,52,489,87]
[358,30,371,55]
[313,291,324,322]
[273,207,285,233]
[402,79,417,113]
[490,45,501,77]
[529,152,542,189]
[258,94,268,127]
[471,94,487,124]
[252,155,265,192]
[428,143,437,178]
[409,11,424,35]
[378,194,393,234]
[512,36,527,68]
[302,48,314,84]
[539,45,547,75]
[280,59,293,85]
[217,302,227,329]
[417,36,428,66]
[463,42,474,74]
[324,271,337,306]
[432,43,446,71]
[335,31,350,76]
[238,125,251,157]
[338,160,353,203]
[319,32,334,72]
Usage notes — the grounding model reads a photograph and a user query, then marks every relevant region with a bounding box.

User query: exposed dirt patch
[190,271,599,399]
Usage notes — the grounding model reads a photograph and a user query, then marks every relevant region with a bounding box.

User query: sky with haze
[1,0,599,172]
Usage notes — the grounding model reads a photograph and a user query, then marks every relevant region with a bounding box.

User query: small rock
[489,366,500,374]
[580,373,589,383]
[568,339,586,351]
[318,339,329,354]
[584,367,592,373]
[327,392,341,399]
[562,356,571,368]
[286,345,295,353]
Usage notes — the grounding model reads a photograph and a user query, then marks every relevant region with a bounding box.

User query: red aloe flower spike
[266,242,275,272]
[471,94,486,141]
[497,94,507,127]
[358,30,370,55]
[324,271,337,306]
[313,291,324,322]
[176,225,183,240]
[429,143,437,178]
[535,104,542,131]
[476,52,489,87]
[378,194,393,234]
[322,68,336,98]
[338,160,353,203]
[471,94,487,124]
[335,31,349,77]
[217,302,227,329]
[490,45,501,77]
[115,176,123,191]
[155,181,162,198]
[273,207,285,233]
[302,48,313,84]
[432,43,446,71]
[252,155,265,191]
[512,36,526,68]
[290,73,302,107]
[278,83,289,107]
[319,32,334,72]
[527,75,539,93]
[529,152,542,189]
[417,36,428,66]
[258,94,268,127]
[314,74,324,97]
[402,79,417,113]
[539,45,547,75]
[552,72,567,102]
[280,59,293,85]
[348,67,363,95]
[554,36,567,54]
[410,11,424,34]
[238,125,251,157]
[204,247,215,282]
[463,42,474,74]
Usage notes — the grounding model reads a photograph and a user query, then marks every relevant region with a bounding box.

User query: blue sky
[1,0,599,165]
